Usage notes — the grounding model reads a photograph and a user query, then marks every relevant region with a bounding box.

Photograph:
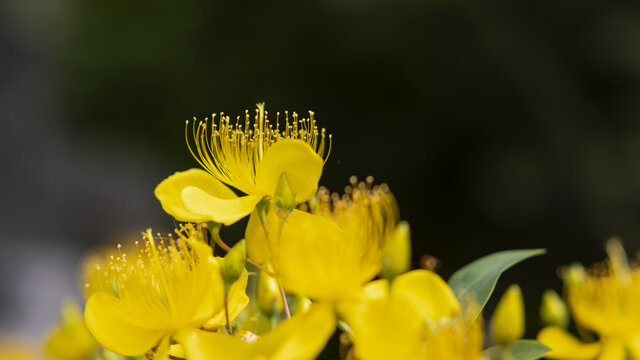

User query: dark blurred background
[3,0,640,356]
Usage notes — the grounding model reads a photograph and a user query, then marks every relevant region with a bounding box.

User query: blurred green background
[3,0,640,357]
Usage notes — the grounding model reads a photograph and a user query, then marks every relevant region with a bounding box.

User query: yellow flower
[246,177,399,302]
[155,103,330,225]
[83,225,249,359]
[174,303,336,360]
[44,299,98,360]
[342,270,485,360]
[537,239,640,359]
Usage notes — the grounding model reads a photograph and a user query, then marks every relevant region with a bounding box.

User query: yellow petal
[391,270,461,321]
[154,336,170,360]
[155,169,238,222]
[491,284,525,344]
[203,269,250,330]
[626,335,640,359]
[84,293,166,356]
[253,303,336,360]
[245,210,273,266]
[181,186,262,225]
[337,280,390,331]
[169,344,185,359]
[255,139,324,202]
[361,279,390,301]
[598,341,625,360]
[174,328,251,360]
[347,295,424,360]
[270,210,377,301]
[537,326,601,360]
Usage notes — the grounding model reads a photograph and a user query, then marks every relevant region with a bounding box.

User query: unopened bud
[491,284,525,345]
[45,299,98,360]
[339,332,353,360]
[381,221,411,279]
[60,298,83,326]
[221,239,246,285]
[562,263,587,287]
[606,237,631,282]
[275,172,296,210]
[256,271,283,316]
[540,289,569,328]
[291,296,313,315]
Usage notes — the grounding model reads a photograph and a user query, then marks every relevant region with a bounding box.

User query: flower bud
[45,299,98,360]
[539,289,569,328]
[491,284,525,345]
[562,263,587,286]
[221,239,247,286]
[256,271,283,316]
[381,221,411,279]
[275,172,296,210]
[291,296,313,315]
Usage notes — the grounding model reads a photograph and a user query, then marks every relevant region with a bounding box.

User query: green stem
[224,286,233,335]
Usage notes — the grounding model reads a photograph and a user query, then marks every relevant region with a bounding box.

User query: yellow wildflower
[246,176,399,302]
[537,239,640,359]
[174,303,336,360]
[155,103,330,225]
[83,225,249,359]
[44,299,98,360]
[342,269,485,360]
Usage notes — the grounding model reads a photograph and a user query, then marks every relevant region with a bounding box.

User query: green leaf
[448,249,545,316]
[483,340,550,360]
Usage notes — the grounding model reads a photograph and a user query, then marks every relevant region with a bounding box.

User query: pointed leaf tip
[448,249,545,318]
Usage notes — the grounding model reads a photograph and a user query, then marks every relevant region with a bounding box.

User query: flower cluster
[33,102,640,360]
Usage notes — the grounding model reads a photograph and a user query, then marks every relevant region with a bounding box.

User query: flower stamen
[184,104,331,194]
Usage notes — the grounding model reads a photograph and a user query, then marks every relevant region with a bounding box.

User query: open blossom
[83,225,248,359]
[538,240,640,359]
[154,103,330,225]
[342,270,485,360]
[245,176,400,302]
